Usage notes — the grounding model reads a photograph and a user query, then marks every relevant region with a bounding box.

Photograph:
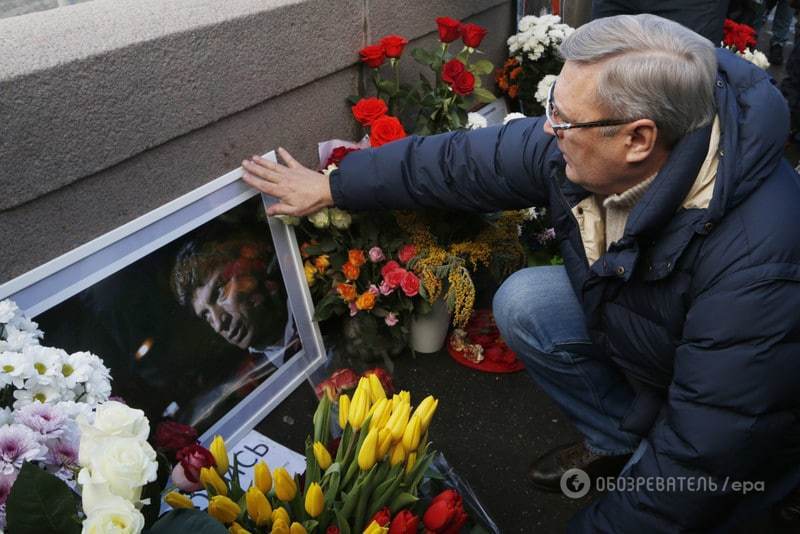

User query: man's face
[191,266,275,350]
[543,61,631,195]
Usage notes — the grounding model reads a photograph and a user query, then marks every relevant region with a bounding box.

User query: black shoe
[769,43,785,66]
[528,440,632,493]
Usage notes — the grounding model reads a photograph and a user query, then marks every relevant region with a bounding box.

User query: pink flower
[15,403,68,440]
[0,471,18,506]
[397,244,417,264]
[0,424,45,475]
[379,281,395,296]
[368,284,380,296]
[381,260,402,278]
[400,271,420,297]
[384,268,406,289]
[385,312,399,326]
[349,302,358,316]
[369,246,385,263]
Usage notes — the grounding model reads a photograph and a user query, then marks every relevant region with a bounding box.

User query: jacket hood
[712,48,789,219]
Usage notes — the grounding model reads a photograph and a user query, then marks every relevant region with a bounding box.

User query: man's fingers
[242,172,283,197]
[277,147,302,169]
[243,158,283,183]
[267,202,298,217]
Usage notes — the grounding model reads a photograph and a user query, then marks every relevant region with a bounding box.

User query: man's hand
[241,147,333,216]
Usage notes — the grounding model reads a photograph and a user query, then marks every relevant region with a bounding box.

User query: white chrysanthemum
[739,48,770,70]
[0,325,41,353]
[0,301,18,324]
[60,351,96,389]
[0,351,32,389]
[509,14,574,62]
[0,408,12,427]
[535,74,558,108]
[22,345,66,388]
[81,372,112,406]
[13,383,63,409]
[503,112,527,124]
[466,112,488,130]
[322,163,338,177]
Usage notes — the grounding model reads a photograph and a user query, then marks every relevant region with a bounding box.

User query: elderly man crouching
[241,14,800,532]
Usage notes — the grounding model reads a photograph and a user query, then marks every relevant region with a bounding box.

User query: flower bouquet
[721,19,770,69]
[496,14,574,115]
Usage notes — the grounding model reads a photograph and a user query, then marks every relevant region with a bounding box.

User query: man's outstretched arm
[242,117,558,216]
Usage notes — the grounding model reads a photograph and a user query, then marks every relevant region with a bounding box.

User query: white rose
[81,493,145,534]
[307,208,330,229]
[79,437,157,503]
[329,208,352,230]
[86,401,149,441]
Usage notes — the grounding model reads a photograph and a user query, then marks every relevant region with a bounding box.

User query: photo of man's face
[172,233,288,353]
[189,250,284,350]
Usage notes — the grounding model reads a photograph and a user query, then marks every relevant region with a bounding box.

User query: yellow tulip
[200,466,228,496]
[338,394,351,429]
[254,461,272,493]
[405,452,417,475]
[272,507,290,526]
[412,395,439,432]
[348,387,370,431]
[313,441,332,471]
[402,414,422,452]
[398,390,411,404]
[229,522,252,534]
[304,482,324,518]
[363,520,389,534]
[165,491,193,509]
[271,518,290,534]
[246,486,272,527]
[210,435,229,475]
[358,427,379,471]
[369,398,391,431]
[290,523,307,534]
[274,467,297,502]
[377,427,393,459]
[384,401,410,441]
[389,441,406,466]
[208,495,241,524]
[303,261,316,286]
[367,373,386,402]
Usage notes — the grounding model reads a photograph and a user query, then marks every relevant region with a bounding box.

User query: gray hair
[559,14,717,145]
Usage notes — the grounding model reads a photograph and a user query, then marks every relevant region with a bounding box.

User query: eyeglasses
[546,81,638,132]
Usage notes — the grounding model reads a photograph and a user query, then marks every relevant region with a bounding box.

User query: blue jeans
[493,266,640,456]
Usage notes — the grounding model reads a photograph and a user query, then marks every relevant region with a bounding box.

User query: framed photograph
[0,152,327,447]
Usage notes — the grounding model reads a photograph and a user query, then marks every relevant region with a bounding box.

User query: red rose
[723,18,757,52]
[384,267,407,289]
[381,260,402,278]
[154,420,198,455]
[459,22,488,48]
[362,368,395,396]
[423,489,469,534]
[397,244,417,265]
[441,59,465,85]
[173,444,215,492]
[371,507,392,527]
[389,509,420,534]
[314,368,359,399]
[400,271,420,297]
[325,146,360,168]
[370,115,407,148]
[359,44,386,68]
[352,97,389,126]
[436,16,461,43]
[452,70,475,96]
[326,527,341,534]
[379,35,409,58]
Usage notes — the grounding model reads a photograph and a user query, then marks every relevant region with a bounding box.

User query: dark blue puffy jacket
[330,49,800,532]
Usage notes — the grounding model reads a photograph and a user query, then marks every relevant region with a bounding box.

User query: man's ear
[623,119,659,163]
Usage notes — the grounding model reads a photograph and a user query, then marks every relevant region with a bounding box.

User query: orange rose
[314,255,331,274]
[342,261,361,281]
[348,249,367,267]
[356,292,377,311]
[337,283,358,302]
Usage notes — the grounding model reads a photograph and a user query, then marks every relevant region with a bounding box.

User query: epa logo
[560,468,591,499]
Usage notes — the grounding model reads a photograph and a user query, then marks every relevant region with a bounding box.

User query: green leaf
[388,492,419,515]
[6,462,80,534]
[411,47,437,67]
[334,509,352,534]
[469,59,494,76]
[473,87,496,103]
[146,509,229,534]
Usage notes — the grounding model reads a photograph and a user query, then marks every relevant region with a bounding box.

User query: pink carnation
[385,312,399,326]
[369,247,385,263]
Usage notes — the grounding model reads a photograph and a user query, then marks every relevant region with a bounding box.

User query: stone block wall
[0,0,514,282]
